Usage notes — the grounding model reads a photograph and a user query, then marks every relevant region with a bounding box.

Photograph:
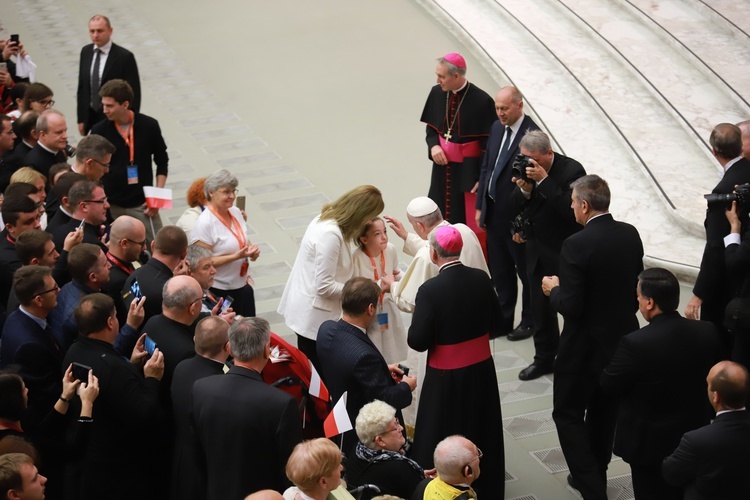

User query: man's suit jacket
[77,43,141,130]
[63,335,164,500]
[317,319,412,453]
[600,311,720,464]
[191,365,302,499]
[509,153,585,275]
[23,144,66,179]
[0,229,22,311]
[0,310,63,430]
[170,354,225,500]
[476,115,540,227]
[662,410,750,499]
[550,213,644,373]
[693,158,750,321]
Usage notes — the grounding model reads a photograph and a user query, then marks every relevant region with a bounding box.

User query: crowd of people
[0,13,749,500]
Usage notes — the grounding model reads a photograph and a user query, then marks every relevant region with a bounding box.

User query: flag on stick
[308,360,330,402]
[323,391,352,438]
[143,186,173,209]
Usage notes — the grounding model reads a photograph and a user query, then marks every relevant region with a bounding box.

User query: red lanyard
[366,250,386,306]
[208,206,248,249]
[106,252,133,275]
[114,111,135,163]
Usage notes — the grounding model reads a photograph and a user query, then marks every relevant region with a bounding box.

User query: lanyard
[114,111,135,163]
[208,206,248,249]
[366,250,386,307]
[106,252,133,275]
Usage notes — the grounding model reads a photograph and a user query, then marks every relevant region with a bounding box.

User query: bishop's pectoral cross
[443,130,452,142]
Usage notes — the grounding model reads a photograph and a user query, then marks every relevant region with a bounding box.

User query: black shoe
[567,474,579,491]
[507,325,534,341]
[518,363,553,381]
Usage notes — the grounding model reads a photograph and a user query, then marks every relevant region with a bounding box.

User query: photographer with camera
[687,123,750,357]
[508,131,586,380]
[724,195,750,368]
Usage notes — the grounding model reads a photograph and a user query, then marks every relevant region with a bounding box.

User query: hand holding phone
[144,336,157,356]
[220,296,235,314]
[72,362,92,382]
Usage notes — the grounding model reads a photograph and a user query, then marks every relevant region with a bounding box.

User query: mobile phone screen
[72,362,92,382]
[236,196,246,212]
[221,296,234,313]
[130,279,142,300]
[144,336,157,356]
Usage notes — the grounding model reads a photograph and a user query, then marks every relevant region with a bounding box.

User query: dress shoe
[518,363,553,381]
[567,474,579,491]
[507,325,534,341]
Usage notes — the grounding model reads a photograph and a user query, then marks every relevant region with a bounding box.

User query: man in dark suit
[23,110,68,179]
[686,123,750,356]
[143,275,204,405]
[0,193,42,310]
[476,86,539,337]
[45,172,85,234]
[317,277,416,458]
[0,266,62,432]
[542,174,644,500]
[601,268,720,500]
[662,360,750,499]
[123,225,189,323]
[50,180,109,254]
[508,130,586,380]
[192,317,302,498]
[77,14,140,135]
[170,316,229,500]
[408,226,503,499]
[63,293,165,500]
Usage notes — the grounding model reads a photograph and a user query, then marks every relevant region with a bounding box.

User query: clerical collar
[716,408,746,416]
[95,39,113,54]
[452,80,469,95]
[38,141,59,155]
[439,260,461,272]
[59,205,73,217]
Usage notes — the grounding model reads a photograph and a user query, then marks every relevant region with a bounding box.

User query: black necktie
[91,48,102,111]
[488,126,513,200]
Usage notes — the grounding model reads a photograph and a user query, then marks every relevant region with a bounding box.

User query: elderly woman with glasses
[190,169,259,317]
[346,400,432,500]
[283,438,354,500]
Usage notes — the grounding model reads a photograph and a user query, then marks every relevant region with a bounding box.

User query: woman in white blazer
[278,185,384,370]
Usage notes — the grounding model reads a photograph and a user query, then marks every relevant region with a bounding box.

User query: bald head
[494,86,524,127]
[708,361,750,411]
[194,316,229,359]
[109,216,146,262]
[162,276,203,324]
[710,123,743,161]
[433,435,479,484]
[737,120,750,161]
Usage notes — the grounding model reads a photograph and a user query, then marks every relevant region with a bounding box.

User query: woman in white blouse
[190,169,259,316]
[278,185,384,370]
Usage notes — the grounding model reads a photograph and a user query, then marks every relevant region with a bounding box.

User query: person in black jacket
[347,400,429,500]
[724,200,750,368]
[62,293,165,500]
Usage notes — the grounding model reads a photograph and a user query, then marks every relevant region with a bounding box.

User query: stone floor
[4,0,747,497]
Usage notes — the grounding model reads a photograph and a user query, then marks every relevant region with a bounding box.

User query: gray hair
[204,169,238,201]
[429,228,461,260]
[162,277,201,309]
[76,134,115,162]
[571,174,610,212]
[185,244,213,271]
[437,57,466,77]
[228,317,271,362]
[434,435,475,481]
[519,130,551,155]
[36,109,65,133]
[355,400,396,449]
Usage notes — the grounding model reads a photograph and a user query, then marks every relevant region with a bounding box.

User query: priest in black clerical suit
[409,226,504,499]
[421,53,495,225]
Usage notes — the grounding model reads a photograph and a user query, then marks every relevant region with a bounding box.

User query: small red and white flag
[323,391,352,438]
[143,186,173,209]
[308,360,330,402]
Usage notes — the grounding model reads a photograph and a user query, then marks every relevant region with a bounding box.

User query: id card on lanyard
[368,251,389,330]
[115,112,138,184]
[209,207,249,277]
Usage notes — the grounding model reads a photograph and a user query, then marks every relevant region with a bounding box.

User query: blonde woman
[284,438,354,500]
[9,167,47,229]
[278,185,384,371]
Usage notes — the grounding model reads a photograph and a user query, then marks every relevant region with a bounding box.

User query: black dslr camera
[512,154,532,182]
[704,183,750,212]
[510,213,534,240]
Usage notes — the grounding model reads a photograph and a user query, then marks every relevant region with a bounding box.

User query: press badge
[377,312,389,330]
[127,164,139,185]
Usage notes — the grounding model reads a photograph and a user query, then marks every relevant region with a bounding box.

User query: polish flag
[308,360,330,402]
[323,392,352,438]
[143,186,173,209]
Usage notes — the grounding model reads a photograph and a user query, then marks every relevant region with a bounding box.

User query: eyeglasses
[126,238,147,247]
[36,284,60,297]
[378,423,403,436]
[463,447,483,467]
[217,188,239,196]
[33,99,55,107]
[84,196,108,204]
[91,158,110,168]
